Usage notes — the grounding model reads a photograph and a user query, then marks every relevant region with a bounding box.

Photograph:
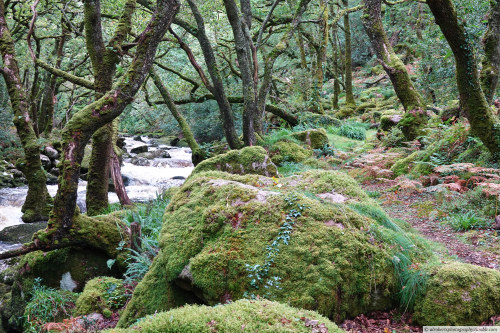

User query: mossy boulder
[355,102,377,114]
[299,113,342,127]
[109,299,343,333]
[290,128,329,149]
[414,263,500,325]
[191,146,278,177]
[270,141,312,165]
[75,277,127,318]
[336,106,356,119]
[118,170,399,327]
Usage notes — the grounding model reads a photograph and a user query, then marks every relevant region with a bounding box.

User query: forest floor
[331,133,500,332]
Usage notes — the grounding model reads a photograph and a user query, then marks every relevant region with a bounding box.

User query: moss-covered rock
[191,146,278,177]
[75,277,127,317]
[118,170,399,327]
[414,263,500,325]
[270,141,312,165]
[336,106,356,119]
[299,113,342,127]
[290,128,329,149]
[108,299,343,332]
[355,102,377,114]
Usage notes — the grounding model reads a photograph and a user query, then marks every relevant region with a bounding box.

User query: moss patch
[270,141,312,165]
[108,299,343,332]
[192,146,278,177]
[414,263,500,325]
[290,128,329,149]
[75,277,127,317]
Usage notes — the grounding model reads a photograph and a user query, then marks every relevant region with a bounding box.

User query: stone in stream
[130,145,148,154]
[39,154,52,170]
[0,221,47,244]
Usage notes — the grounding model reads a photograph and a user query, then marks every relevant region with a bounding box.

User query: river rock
[116,137,126,149]
[46,172,58,185]
[50,167,59,176]
[40,154,52,170]
[130,157,149,166]
[11,169,23,178]
[130,145,148,154]
[0,221,47,244]
[44,146,59,160]
[133,135,144,142]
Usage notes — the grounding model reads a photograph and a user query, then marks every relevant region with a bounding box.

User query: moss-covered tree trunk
[310,0,328,114]
[427,0,500,157]
[330,3,341,110]
[150,69,205,165]
[185,0,241,149]
[361,0,426,140]
[0,0,52,223]
[42,0,180,241]
[84,0,135,215]
[343,0,356,107]
[480,0,500,105]
[223,0,258,146]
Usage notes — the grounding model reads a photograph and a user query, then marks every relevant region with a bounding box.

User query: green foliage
[23,278,77,333]
[337,122,367,141]
[444,211,491,231]
[381,127,406,147]
[277,161,313,177]
[438,186,498,219]
[75,277,128,317]
[314,143,336,157]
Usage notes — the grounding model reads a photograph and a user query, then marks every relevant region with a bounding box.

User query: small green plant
[338,123,366,141]
[314,143,336,157]
[277,161,312,177]
[444,211,490,231]
[392,256,429,312]
[23,278,77,333]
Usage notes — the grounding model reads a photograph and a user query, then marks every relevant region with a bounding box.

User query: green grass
[444,211,491,231]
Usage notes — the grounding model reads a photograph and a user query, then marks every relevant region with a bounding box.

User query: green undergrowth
[23,278,78,333]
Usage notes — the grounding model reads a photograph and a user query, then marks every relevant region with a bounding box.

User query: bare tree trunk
[427,0,500,157]
[362,0,426,140]
[0,0,52,223]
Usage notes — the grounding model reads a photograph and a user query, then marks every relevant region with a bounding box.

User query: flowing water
[0,136,194,251]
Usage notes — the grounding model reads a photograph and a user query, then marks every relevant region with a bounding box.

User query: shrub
[444,211,491,231]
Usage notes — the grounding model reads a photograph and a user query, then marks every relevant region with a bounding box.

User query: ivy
[244,194,308,299]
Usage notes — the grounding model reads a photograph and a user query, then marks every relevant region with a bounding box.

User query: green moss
[270,141,312,165]
[109,299,343,332]
[192,146,278,177]
[75,277,127,316]
[290,128,329,149]
[118,170,398,327]
[355,102,377,114]
[336,106,356,118]
[414,263,500,325]
[299,113,341,127]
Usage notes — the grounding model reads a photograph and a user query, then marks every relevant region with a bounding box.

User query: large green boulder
[109,299,343,332]
[118,170,398,327]
[414,263,500,325]
[75,277,127,318]
[191,146,278,177]
[270,141,312,165]
[290,128,329,149]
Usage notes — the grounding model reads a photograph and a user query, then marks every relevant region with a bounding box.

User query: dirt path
[362,182,499,270]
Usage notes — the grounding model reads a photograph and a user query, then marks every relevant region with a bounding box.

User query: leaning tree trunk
[42,0,180,242]
[343,0,356,107]
[186,0,242,149]
[0,0,52,223]
[361,0,426,140]
[150,69,206,165]
[427,0,500,157]
[480,0,500,105]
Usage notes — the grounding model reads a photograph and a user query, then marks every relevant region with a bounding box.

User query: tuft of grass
[277,161,313,177]
[23,278,77,333]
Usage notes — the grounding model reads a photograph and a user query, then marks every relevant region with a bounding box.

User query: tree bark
[223,0,257,146]
[84,0,135,215]
[44,0,180,241]
[361,0,426,140]
[480,0,500,105]
[427,0,500,157]
[0,0,52,223]
[185,0,242,149]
